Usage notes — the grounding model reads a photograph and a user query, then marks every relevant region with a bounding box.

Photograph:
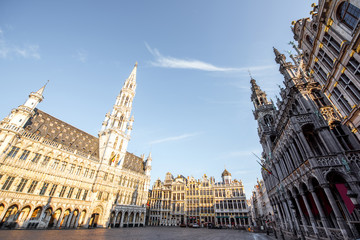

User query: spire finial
[36,80,49,96]
[248,69,253,79]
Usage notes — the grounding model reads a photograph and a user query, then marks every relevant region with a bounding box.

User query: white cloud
[0,28,41,60]
[75,49,88,63]
[149,132,201,145]
[146,42,276,72]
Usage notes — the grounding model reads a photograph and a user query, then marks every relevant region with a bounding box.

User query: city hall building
[148,170,249,227]
[251,45,360,239]
[0,63,152,229]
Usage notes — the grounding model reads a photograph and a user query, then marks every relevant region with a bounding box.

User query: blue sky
[0,0,312,195]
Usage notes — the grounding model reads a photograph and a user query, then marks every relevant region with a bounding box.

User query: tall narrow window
[49,184,57,196]
[322,33,341,56]
[338,73,360,104]
[337,2,360,31]
[51,159,60,170]
[2,176,15,190]
[303,124,325,156]
[311,89,327,108]
[83,190,88,200]
[318,49,334,71]
[75,189,82,199]
[332,86,352,115]
[346,57,360,79]
[31,153,42,163]
[60,162,67,171]
[16,178,28,192]
[59,186,67,197]
[6,147,19,159]
[97,191,103,200]
[83,168,89,177]
[314,62,328,83]
[39,182,49,195]
[332,125,354,151]
[42,156,51,166]
[67,187,74,198]
[19,150,30,160]
[27,180,38,193]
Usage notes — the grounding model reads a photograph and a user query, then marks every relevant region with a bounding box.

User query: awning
[216,216,229,218]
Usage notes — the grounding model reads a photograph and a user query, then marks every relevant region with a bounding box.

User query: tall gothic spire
[250,77,271,109]
[273,47,286,65]
[99,63,138,167]
[35,80,49,96]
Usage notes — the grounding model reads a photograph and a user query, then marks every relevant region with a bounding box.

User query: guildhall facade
[148,170,249,227]
[0,64,152,229]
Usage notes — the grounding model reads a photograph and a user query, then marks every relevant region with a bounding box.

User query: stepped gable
[123,152,144,173]
[23,109,99,158]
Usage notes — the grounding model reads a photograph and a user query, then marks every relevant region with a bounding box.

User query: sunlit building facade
[148,170,249,227]
[0,64,152,229]
[293,1,360,141]
[249,179,274,228]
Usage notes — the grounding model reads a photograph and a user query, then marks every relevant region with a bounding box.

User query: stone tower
[250,76,276,158]
[99,63,137,168]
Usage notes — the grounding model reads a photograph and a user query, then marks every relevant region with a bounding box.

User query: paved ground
[0,227,275,240]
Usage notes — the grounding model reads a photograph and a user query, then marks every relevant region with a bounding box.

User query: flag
[117,156,124,166]
[256,160,272,175]
[110,154,116,163]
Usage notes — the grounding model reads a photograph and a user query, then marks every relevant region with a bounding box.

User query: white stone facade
[0,63,151,229]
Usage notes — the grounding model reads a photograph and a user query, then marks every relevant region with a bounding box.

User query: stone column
[65,212,74,228]
[298,131,313,158]
[284,148,295,171]
[293,136,306,160]
[120,212,125,227]
[322,184,350,239]
[112,211,117,227]
[309,187,331,238]
[56,211,65,228]
[281,197,293,231]
[132,212,136,227]
[300,191,318,236]
[22,207,36,229]
[275,202,285,228]
[74,213,81,228]
[293,195,309,234]
[285,195,300,235]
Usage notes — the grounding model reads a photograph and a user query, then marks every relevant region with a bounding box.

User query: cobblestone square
[0,227,274,240]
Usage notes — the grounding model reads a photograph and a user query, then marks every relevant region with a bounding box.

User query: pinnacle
[36,80,49,96]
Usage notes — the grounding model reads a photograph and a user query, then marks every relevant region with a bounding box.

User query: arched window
[311,89,327,108]
[306,35,314,45]
[263,115,273,127]
[302,124,326,156]
[113,137,118,149]
[119,116,124,129]
[337,2,360,31]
